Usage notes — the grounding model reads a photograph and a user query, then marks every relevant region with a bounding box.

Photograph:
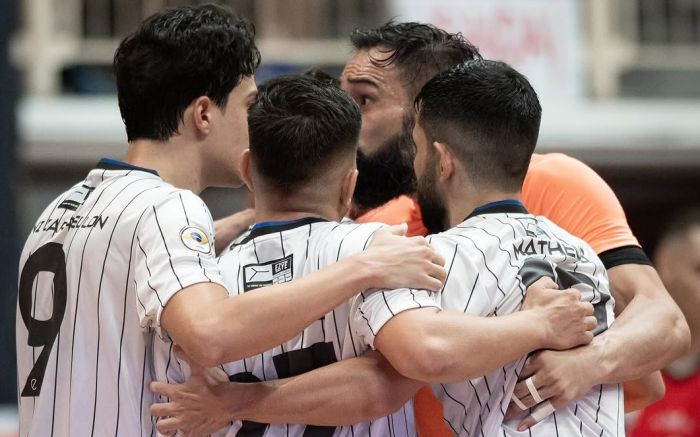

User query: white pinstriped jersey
[353,201,623,437]
[16,159,224,437]
[154,217,437,437]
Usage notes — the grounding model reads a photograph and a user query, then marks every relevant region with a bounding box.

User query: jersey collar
[237,217,329,245]
[96,158,159,176]
[465,199,528,220]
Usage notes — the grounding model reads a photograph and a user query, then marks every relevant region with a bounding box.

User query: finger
[584,315,597,331]
[386,223,408,236]
[150,401,177,418]
[156,417,183,434]
[205,366,230,385]
[579,330,594,345]
[515,384,555,409]
[518,400,555,431]
[505,402,519,420]
[518,357,539,380]
[426,248,446,267]
[563,287,581,301]
[525,376,543,403]
[531,275,558,290]
[427,263,447,283]
[417,276,443,292]
[150,381,178,399]
[581,301,594,316]
[511,392,527,411]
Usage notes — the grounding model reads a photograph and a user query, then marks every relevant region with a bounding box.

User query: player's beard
[352,114,417,213]
[416,155,450,234]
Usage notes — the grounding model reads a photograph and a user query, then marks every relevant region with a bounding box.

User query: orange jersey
[522,153,639,253]
[355,195,428,237]
[356,153,640,437]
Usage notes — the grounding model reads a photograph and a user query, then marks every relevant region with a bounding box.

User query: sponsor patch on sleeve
[180,226,212,254]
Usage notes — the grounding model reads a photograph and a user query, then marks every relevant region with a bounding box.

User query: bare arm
[213,208,255,253]
[509,264,689,428]
[150,351,422,435]
[597,263,689,381]
[373,288,595,383]
[163,232,446,367]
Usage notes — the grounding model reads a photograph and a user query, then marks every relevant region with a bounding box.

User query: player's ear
[191,96,213,137]
[239,149,254,192]
[434,141,454,182]
[340,167,358,211]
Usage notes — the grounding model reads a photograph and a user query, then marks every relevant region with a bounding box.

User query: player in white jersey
[350,60,624,436]
[16,7,448,437]
[150,75,597,437]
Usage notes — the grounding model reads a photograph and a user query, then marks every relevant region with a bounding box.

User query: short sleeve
[133,190,225,337]
[351,288,440,350]
[522,153,640,254]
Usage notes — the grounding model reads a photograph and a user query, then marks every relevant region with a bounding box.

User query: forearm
[385,310,545,383]
[204,257,375,365]
[589,296,685,383]
[587,265,689,385]
[213,209,255,253]
[220,352,421,425]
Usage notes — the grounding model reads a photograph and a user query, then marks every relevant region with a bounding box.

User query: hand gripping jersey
[353,200,625,437]
[153,217,439,437]
[356,153,648,437]
[16,159,224,437]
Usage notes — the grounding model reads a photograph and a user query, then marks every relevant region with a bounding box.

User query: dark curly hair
[350,20,481,98]
[114,4,260,142]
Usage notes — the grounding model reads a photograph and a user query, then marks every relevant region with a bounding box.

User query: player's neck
[123,139,206,193]
[448,189,522,227]
[253,194,344,224]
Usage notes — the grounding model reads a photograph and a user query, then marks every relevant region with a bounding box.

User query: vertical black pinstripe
[67,173,141,421]
[115,207,149,437]
[439,384,471,436]
[463,273,480,312]
[461,224,526,298]
[453,234,506,296]
[139,341,147,437]
[152,206,184,289]
[90,185,162,437]
[336,225,362,360]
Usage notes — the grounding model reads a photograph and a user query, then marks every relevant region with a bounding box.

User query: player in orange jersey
[341,21,688,433]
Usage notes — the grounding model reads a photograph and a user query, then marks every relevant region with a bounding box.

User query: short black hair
[248,75,361,192]
[350,20,481,98]
[114,4,260,142]
[415,59,542,191]
[302,67,341,87]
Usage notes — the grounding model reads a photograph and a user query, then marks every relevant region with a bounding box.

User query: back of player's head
[248,75,361,192]
[302,67,341,87]
[415,59,542,191]
[114,4,260,142]
[350,20,481,98]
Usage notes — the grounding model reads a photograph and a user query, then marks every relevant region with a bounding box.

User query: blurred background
[1,0,700,435]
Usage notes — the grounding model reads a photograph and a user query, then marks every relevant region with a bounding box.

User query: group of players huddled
[17,4,690,437]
